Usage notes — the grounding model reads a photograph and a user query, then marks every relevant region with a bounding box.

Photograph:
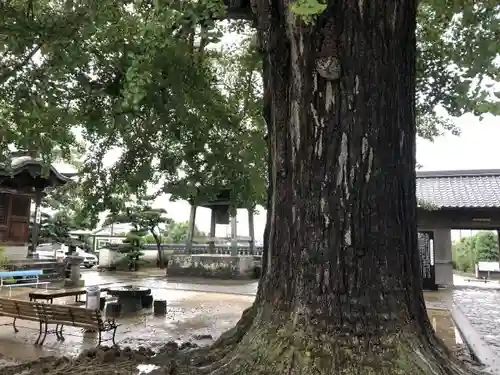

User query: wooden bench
[0,270,50,297]
[0,297,118,346]
[0,298,45,344]
[37,303,119,346]
[29,286,110,304]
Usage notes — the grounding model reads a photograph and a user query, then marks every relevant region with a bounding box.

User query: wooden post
[30,190,42,255]
[186,204,197,253]
[230,207,238,256]
[154,299,167,316]
[248,208,255,254]
[209,208,216,253]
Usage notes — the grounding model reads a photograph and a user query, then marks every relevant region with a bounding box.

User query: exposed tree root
[189,306,487,375]
[0,305,487,375]
[181,304,258,367]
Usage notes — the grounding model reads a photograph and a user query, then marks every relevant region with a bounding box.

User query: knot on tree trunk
[316,56,341,80]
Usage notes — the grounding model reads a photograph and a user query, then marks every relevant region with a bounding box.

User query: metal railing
[142,244,264,256]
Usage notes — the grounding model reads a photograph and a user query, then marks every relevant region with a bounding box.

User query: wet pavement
[0,270,496,366]
[453,274,500,349]
[0,271,256,362]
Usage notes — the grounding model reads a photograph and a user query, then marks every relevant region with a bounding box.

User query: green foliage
[164,221,206,243]
[0,0,499,217]
[0,246,9,269]
[107,228,147,262]
[452,231,499,273]
[33,211,71,244]
[417,199,439,211]
[105,197,173,266]
[121,229,146,260]
[289,0,326,22]
[104,198,172,247]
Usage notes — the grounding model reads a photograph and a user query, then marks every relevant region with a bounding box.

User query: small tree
[452,232,499,273]
[120,229,146,271]
[105,200,172,268]
[473,231,499,262]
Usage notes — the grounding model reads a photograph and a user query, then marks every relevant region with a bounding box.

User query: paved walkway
[0,271,460,366]
[0,288,253,364]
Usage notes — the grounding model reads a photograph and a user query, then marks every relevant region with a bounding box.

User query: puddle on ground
[0,289,254,361]
[137,364,159,374]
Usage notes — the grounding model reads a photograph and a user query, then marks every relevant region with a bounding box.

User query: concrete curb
[451,304,500,374]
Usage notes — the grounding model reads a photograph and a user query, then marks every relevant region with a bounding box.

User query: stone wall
[167,254,257,279]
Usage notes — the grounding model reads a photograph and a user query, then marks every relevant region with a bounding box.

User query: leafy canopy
[0,0,499,217]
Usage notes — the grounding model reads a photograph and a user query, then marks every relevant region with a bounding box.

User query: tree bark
[202,1,476,375]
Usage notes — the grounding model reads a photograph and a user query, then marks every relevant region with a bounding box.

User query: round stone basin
[107,285,151,298]
[107,286,151,313]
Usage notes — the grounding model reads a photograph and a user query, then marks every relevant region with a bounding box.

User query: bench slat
[0,298,39,319]
[38,304,101,327]
[0,298,20,314]
[16,301,40,319]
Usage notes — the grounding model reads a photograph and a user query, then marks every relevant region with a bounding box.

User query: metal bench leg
[112,326,118,346]
[12,317,18,333]
[55,324,61,340]
[59,325,65,341]
[35,321,44,345]
[39,322,49,345]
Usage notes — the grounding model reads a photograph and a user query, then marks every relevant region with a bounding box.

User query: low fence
[141,244,264,256]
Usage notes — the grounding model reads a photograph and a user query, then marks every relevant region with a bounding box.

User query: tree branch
[0,43,42,84]
[223,0,253,20]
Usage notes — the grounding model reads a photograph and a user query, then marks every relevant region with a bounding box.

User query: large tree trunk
[203,1,474,375]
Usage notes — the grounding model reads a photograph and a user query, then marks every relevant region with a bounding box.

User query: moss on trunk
[193,305,480,375]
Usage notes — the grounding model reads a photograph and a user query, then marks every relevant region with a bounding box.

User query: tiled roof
[0,154,72,185]
[417,169,500,208]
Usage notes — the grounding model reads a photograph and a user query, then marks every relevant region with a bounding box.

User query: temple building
[0,152,72,260]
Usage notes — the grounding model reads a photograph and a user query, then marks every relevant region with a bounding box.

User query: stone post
[65,255,85,287]
[248,208,255,255]
[186,205,197,254]
[230,208,238,256]
[209,208,216,253]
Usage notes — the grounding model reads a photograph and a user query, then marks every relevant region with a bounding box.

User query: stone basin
[107,285,151,298]
[107,286,152,313]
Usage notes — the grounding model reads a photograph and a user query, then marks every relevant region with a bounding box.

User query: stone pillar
[65,255,85,287]
[209,209,216,253]
[433,228,453,286]
[230,209,238,256]
[248,208,255,255]
[186,205,197,254]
